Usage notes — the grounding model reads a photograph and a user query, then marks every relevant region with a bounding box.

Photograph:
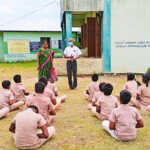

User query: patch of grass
[0,63,149,150]
[0,61,36,68]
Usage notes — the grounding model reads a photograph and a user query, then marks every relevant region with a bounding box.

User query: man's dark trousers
[67,60,77,89]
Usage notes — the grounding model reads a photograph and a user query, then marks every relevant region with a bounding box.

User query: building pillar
[65,11,72,47]
[102,0,111,72]
[62,21,66,50]
[61,11,72,50]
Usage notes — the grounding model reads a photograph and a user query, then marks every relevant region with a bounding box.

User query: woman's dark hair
[35,82,45,93]
[28,105,39,113]
[42,41,48,45]
[127,73,135,81]
[13,74,21,83]
[39,77,48,86]
[120,90,131,104]
[99,82,106,92]
[92,74,99,82]
[103,83,113,96]
[2,80,11,89]
[143,74,150,87]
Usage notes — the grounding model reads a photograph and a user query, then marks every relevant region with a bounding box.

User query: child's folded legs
[0,107,10,118]
[10,101,24,111]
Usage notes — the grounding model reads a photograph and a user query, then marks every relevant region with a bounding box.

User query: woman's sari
[37,48,56,81]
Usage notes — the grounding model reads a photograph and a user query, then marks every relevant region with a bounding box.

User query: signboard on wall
[8,40,29,54]
[30,42,40,52]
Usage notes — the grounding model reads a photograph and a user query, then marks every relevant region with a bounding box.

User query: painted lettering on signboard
[30,42,41,52]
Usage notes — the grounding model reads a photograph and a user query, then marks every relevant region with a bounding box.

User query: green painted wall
[3,31,62,42]
[3,31,77,42]
[2,31,77,53]
[0,31,78,62]
[0,32,4,61]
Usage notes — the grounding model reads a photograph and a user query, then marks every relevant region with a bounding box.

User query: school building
[60,0,150,73]
[0,29,80,62]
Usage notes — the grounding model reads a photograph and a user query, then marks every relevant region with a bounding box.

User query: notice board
[8,40,29,54]
[30,42,41,52]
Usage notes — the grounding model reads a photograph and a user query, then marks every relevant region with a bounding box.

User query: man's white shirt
[64,46,82,60]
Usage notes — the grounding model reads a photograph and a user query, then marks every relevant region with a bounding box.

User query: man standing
[64,38,82,90]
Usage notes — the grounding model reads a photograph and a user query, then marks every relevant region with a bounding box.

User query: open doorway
[80,12,103,58]
[40,37,51,48]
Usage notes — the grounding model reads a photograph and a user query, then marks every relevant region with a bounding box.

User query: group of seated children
[85,73,145,142]
[0,74,66,149]
[124,73,150,111]
[0,75,29,118]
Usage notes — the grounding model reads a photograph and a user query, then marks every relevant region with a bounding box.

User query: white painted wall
[61,0,104,11]
[111,0,150,73]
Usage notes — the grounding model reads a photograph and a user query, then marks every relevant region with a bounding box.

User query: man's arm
[74,56,80,60]
[9,122,16,133]
[74,47,82,60]
[37,125,49,138]
[64,55,73,59]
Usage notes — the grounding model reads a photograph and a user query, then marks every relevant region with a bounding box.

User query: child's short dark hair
[127,73,135,81]
[92,74,99,82]
[28,105,39,113]
[99,82,106,92]
[13,74,21,83]
[35,82,45,93]
[39,77,48,86]
[2,80,11,89]
[103,83,113,96]
[120,90,131,104]
[143,74,150,87]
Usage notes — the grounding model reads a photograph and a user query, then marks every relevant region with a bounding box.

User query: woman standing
[37,41,56,81]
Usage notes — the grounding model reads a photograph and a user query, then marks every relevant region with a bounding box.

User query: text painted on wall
[115,41,150,48]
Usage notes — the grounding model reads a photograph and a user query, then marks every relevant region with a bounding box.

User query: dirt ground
[0,63,150,150]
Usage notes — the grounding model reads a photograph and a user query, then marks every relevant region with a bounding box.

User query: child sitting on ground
[91,83,118,120]
[137,74,150,110]
[84,74,99,102]
[39,77,66,109]
[39,77,57,105]
[123,73,138,107]
[92,82,106,106]
[0,80,24,118]
[88,82,106,110]
[25,82,56,126]
[48,79,58,97]
[102,90,144,142]
[11,74,29,103]
[9,105,55,150]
